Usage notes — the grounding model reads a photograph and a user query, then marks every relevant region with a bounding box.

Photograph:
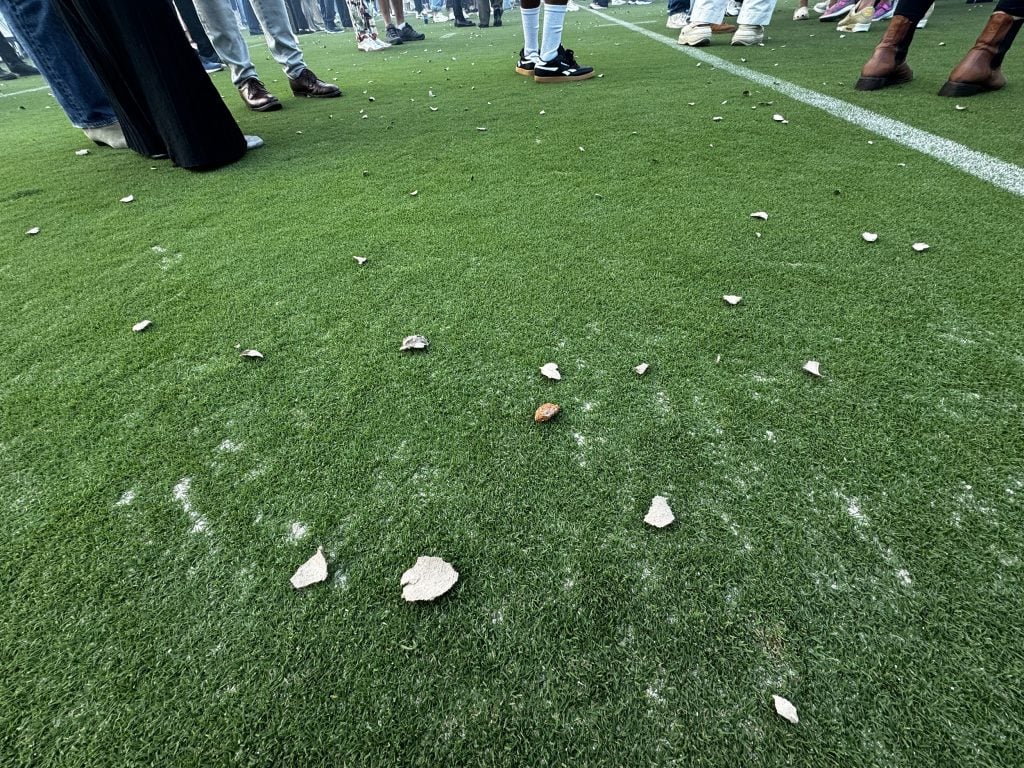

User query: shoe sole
[820,7,854,20]
[292,92,342,98]
[854,73,912,90]
[534,71,596,82]
[247,100,283,111]
[515,66,535,75]
[679,37,711,46]
[938,80,997,97]
[730,37,762,45]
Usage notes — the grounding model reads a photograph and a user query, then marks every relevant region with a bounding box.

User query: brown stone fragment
[534,403,561,423]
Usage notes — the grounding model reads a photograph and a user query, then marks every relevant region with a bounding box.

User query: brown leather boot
[939,11,1024,97]
[855,15,917,91]
[288,67,342,98]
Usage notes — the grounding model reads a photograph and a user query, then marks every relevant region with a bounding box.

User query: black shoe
[288,67,342,98]
[494,8,503,25]
[533,47,594,83]
[479,22,489,27]
[385,24,404,44]
[0,66,16,81]
[238,77,283,111]
[515,48,539,75]
[454,17,475,26]
[399,22,426,40]
[9,62,39,77]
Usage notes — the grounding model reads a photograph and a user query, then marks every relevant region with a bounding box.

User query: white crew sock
[540,3,567,62]
[398,21,407,28]
[521,6,540,59]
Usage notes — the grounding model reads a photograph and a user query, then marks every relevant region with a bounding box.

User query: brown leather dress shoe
[239,77,283,112]
[289,68,342,98]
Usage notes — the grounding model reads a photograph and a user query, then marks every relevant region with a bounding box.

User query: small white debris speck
[240,349,264,359]
[912,242,930,252]
[644,496,674,528]
[400,335,429,352]
[290,547,328,589]
[773,695,799,724]
[75,149,90,156]
[120,195,135,203]
[723,295,743,306]
[401,556,458,601]
[634,363,650,376]
[750,211,769,220]
[540,362,561,381]
[132,320,152,333]
[353,256,368,265]
[862,232,878,242]
[803,360,822,378]
[26,227,40,236]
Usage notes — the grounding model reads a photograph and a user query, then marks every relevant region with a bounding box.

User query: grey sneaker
[399,22,425,41]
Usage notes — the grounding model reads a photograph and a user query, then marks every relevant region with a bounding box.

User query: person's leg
[192,0,260,83]
[479,0,490,24]
[240,0,263,31]
[173,0,219,62]
[518,0,541,68]
[732,0,775,42]
[0,0,118,129]
[940,0,1024,95]
[247,0,308,77]
[492,0,503,24]
[452,0,474,23]
[679,0,726,44]
[531,0,593,79]
[52,0,247,169]
[855,0,932,89]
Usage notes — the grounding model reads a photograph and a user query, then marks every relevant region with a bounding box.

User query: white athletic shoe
[793,6,809,19]
[678,22,712,45]
[610,0,626,5]
[667,11,689,28]
[567,0,581,9]
[730,23,763,44]
[813,1,828,12]
[433,11,448,21]
[725,0,741,16]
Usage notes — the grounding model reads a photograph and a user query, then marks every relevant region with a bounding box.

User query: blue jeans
[0,0,117,127]
[667,0,690,14]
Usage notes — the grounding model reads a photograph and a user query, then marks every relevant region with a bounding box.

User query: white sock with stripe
[540,3,567,62]
[521,7,540,60]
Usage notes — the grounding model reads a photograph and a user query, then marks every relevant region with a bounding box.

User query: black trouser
[52,0,246,170]
[895,0,1024,20]
[174,0,218,61]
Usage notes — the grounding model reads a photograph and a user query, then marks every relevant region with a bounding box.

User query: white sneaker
[793,6,809,19]
[433,11,448,21]
[244,134,264,150]
[667,11,689,28]
[725,0,741,16]
[609,0,626,5]
[357,37,376,51]
[730,23,763,45]
[567,0,580,9]
[813,1,828,12]
[678,22,711,45]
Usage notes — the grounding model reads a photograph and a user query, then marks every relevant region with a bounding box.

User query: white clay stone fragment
[644,495,674,528]
[634,363,650,376]
[862,232,879,242]
[712,116,723,121]
[401,556,459,601]
[26,227,40,236]
[290,546,329,589]
[400,335,429,352]
[773,695,799,724]
[912,242,930,252]
[132,320,152,333]
[772,114,786,122]
[750,211,769,220]
[723,295,743,306]
[240,349,264,359]
[409,190,418,196]
[353,256,368,265]
[120,195,135,204]
[75,149,90,156]
[803,360,822,378]
[540,362,561,381]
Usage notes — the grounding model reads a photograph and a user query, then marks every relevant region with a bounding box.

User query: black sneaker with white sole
[385,24,404,44]
[533,48,594,83]
[399,22,425,41]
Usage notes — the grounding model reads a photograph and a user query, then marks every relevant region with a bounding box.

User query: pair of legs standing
[516,0,595,81]
[857,0,1023,96]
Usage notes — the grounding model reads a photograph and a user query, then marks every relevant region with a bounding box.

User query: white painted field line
[0,85,50,99]
[589,10,1024,197]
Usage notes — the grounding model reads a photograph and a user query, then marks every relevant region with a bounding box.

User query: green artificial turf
[1,4,1023,765]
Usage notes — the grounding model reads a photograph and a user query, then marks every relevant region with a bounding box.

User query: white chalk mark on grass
[588,10,1024,197]
[173,477,208,533]
[0,85,51,98]
[216,439,242,453]
[837,492,911,587]
[288,521,308,541]
[115,490,136,507]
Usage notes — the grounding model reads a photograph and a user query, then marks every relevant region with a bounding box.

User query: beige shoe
[678,23,712,46]
[82,121,128,149]
[730,24,764,45]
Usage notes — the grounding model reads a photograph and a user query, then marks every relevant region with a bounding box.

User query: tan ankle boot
[939,11,1024,97]
[855,15,917,91]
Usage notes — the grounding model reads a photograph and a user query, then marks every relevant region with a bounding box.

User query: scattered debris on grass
[772,113,787,122]
[400,335,429,352]
[132,320,152,333]
[401,556,458,601]
[353,256,368,265]
[912,242,930,252]
[644,495,674,528]
[955,104,967,111]
[25,226,40,236]
[290,546,328,589]
[409,190,418,196]
[862,232,878,242]
[723,295,743,306]
[534,403,560,423]
[75,149,89,156]
[120,195,135,204]
[750,211,769,220]
[540,362,561,381]
[773,695,799,724]
[634,363,650,376]
[803,360,822,378]
[240,349,264,359]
